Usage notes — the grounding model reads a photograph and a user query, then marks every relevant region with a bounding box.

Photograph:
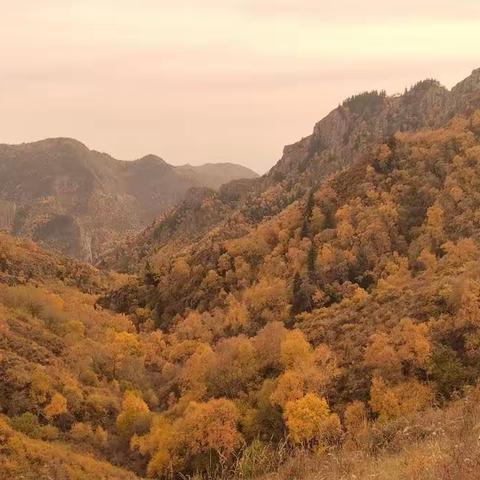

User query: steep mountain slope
[267,68,480,187]
[97,105,480,479]
[3,69,480,480]
[0,417,140,480]
[0,138,257,262]
[0,233,145,478]
[101,69,480,273]
[6,108,480,480]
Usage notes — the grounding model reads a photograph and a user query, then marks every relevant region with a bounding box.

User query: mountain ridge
[0,138,258,262]
[100,68,480,272]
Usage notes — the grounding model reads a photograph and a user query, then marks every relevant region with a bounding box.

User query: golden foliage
[116,391,150,438]
[4,108,480,479]
[284,393,341,447]
[369,377,433,422]
[43,393,67,419]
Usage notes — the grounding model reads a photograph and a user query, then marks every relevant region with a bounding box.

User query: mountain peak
[0,139,262,261]
[29,137,88,151]
[467,67,480,78]
[136,154,168,166]
[0,137,89,153]
[453,67,480,90]
[269,69,480,186]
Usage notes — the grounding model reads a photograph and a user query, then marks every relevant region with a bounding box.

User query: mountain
[101,69,480,273]
[2,69,480,480]
[96,69,480,475]
[0,138,258,262]
[176,162,260,189]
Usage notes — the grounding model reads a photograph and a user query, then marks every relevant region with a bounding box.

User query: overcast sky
[1,1,479,173]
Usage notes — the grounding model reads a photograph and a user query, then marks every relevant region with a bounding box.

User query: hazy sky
[1,1,479,173]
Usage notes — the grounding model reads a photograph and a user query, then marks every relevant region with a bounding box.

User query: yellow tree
[178,343,216,406]
[369,377,433,423]
[364,332,401,380]
[243,276,289,326]
[116,391,150,439]
[284,393,341,448]
[208,335,259,397]
[393,318,431,372]
[280,329,313,370]
[270,370,305,408]
[253,321,288,372]
[224,294,250,333]
[44,393,67,419]
[108,330,144,380]
[178,398,241,466]
[131,416,179,478]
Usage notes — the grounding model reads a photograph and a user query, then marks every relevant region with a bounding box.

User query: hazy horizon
[2,1,479,173]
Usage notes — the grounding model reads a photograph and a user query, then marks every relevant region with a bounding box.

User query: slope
[100,68,480,274]
[3,69,480,480]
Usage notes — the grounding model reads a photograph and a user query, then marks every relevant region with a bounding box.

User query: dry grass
[259,388,480,480]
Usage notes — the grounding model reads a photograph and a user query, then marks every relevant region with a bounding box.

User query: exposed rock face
[269,71,480,186]
[0,139,257,261]
[0,200,16,231]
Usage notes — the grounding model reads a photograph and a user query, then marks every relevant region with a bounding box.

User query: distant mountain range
[0,138,257,261]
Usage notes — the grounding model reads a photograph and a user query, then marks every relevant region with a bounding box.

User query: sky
[1,1,479,173]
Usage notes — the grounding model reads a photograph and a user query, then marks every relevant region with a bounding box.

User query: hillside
[0,139,257,262]
[101,69,480,273]
[2,69,480,480]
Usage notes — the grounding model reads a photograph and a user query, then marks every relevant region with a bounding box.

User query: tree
[252,321,287,373]
[178,398,241,465]
[208,336,259,398]
[429,344,469,398]
[179,343,216,404]
[131,416,179,478]
[364,332,401,379]
[243,276,289,326]
[29,367,51,405]
[44,393,67,419]
[175,310,212,342]
[369,377,433,422]
[224,294,250,333]
[280,329,313,370]
[394,318,431,373]
[116,391,150,438]
[108,330,144,380]
[284,393,341,447]
[270,370,305,408]
[364,318,431,379]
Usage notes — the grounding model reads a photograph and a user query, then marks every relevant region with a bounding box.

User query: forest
[1,105,480,479]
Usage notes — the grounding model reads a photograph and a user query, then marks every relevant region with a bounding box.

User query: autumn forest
[2,69,480,480]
